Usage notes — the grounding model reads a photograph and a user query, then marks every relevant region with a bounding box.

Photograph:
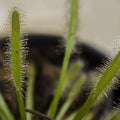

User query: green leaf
[62,62,81,93]
[66,111,78,120]
[56,74,86,120]
[26,65,35,120]
[105,110,120,120]
[0,110,7,120]
[11,10,26,120]
[48,0,79,118]
[74,51,120,120]
[0,93,15,120]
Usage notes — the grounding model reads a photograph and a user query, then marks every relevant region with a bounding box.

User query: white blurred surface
[0,0,120,56]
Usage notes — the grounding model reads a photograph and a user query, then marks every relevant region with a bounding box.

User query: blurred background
[0,0,120,56]
[0,1,120,120]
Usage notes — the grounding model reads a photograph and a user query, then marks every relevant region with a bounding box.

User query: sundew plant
[0,0,120,120]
